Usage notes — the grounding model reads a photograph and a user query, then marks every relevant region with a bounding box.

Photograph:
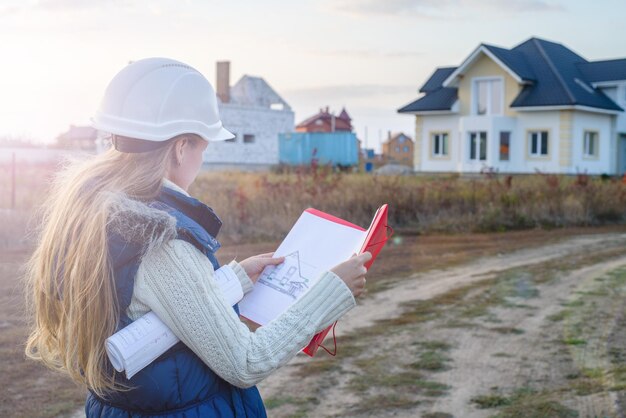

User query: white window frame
[432,132,449,157]
[583,130,599,159]
[472,77,504,116]
[468,131,487,161]
[528,130,549,157]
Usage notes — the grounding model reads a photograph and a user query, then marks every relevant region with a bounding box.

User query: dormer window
[473,78,503,115]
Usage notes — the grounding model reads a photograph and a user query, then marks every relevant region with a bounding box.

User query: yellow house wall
[457,53,522,117]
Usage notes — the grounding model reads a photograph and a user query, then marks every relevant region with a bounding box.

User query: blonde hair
[24,136,191,396]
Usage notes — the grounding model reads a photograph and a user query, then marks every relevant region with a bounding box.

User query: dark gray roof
[399,37,623,114]
[509,38,621,111]
[419,67,456,93]
[577,59,626,83]
[398,87,457,113]
[482,44,535,82]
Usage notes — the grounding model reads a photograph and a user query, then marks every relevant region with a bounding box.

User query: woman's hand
[331,252,372,298]
[239,253,285,283]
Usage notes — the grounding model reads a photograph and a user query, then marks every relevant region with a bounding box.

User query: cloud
[0,0,122,16]
[283,84,416,103]
[331,0,449,19]
[314,49,423,59]
[329,0,565,19]
[37,0,99,11]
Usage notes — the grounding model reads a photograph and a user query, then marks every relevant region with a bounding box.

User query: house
[56,125,98,151]
[295,107,353,133]
[398,37,626,175]
[381,132,414,167]
[203,61,295,169]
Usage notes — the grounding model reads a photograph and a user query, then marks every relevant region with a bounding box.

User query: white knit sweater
[125,180,356,388]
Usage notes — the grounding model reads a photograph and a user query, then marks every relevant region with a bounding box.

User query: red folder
[302,204,390,357]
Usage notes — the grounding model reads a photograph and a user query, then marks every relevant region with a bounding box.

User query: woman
[25,58,370,417]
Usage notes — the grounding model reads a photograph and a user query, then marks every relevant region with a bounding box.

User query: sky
[1,0,625,152]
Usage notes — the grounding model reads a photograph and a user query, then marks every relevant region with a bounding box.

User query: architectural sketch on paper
[258,251,311,299]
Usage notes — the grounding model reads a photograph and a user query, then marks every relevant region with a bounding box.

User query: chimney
[216,61,230,103]
[388,130,392,140]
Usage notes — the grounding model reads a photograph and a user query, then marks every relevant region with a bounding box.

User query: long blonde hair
[25,137,183,396]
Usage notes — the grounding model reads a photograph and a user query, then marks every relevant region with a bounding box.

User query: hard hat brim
[212,126,236,142]
[92,114,235,143]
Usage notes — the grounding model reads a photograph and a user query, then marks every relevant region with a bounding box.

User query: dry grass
[3,160,626,417]
[3,161,626,249]
[190,169,626,244]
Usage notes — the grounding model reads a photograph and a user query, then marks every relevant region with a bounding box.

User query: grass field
[1,161,625,417]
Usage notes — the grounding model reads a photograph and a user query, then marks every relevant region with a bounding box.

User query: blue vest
[86,187,267,417]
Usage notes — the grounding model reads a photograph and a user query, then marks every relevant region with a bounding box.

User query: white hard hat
[92,57,234,148]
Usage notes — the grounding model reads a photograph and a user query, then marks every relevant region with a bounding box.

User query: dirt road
[259,232,626,417]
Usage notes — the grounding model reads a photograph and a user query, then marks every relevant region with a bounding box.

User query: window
[432,133,449,157]
[474,79,503,115]
[528,131,549,157]
[225,133,236,143]
[403,146,409,153]
[499,131,511,161]
[469,132,487,161]
[398,136,406,144]
[243,134,255,144]
[395,146,400,153]
[583,131,598,158]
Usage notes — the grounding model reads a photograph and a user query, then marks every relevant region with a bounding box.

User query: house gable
[443,45,531,88]
[456,51,522,117]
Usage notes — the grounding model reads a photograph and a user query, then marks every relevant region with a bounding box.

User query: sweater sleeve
[228,260,254,294]
[132,239,356,388]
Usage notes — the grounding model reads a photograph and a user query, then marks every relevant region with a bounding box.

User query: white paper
[238,210,367,326]
[106,265,243,379]
[106,311,178,379]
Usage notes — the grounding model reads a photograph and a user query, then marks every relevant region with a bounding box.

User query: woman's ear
[175,137,189,166]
